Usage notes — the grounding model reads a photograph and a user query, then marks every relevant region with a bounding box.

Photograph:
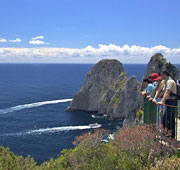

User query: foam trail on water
[5,123,101,136]
[0,99,73,114]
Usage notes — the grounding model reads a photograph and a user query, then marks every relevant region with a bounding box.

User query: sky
[0,0,180,63]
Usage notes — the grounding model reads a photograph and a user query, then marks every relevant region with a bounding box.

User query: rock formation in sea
[67,59,143,125]
[67,59,124,112]
[98,73,142,122]
[67,53,179,126]
[145,53,179,81]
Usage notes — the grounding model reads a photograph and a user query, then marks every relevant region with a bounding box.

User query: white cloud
[9,38,22,43]
[29,39,49,45]
[29,36,49,45]
[0,44,180,63]
[32,36,44,40]
[0,38,7,42]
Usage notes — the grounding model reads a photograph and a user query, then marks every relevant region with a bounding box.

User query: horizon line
[0,62,180,65]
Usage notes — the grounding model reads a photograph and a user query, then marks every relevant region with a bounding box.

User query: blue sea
[0,63,179,164]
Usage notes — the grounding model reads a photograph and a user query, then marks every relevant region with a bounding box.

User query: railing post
[157,104,162,129]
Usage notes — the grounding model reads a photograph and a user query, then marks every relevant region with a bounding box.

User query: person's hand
[141,91,146,96]
[149,97,153,101]
[152,98,156,103]
[156,101,163,105]
[146,95,150,99]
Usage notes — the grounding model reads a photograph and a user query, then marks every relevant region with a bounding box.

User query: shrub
[0,146,36,170]
[1,125,180,170]
[51,129,143,170]
[150,156,180,170]
[111,124,179,168]
[136,109,143,120]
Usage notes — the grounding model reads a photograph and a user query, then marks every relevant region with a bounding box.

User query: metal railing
[144,97,180,140]
[144,98,157,124]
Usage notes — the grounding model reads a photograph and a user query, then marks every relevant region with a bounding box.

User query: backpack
[170,80,180,100]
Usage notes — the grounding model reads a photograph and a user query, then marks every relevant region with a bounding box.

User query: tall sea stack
[67,59,124,112]
[145,53,179,81]
[67,59,142,125]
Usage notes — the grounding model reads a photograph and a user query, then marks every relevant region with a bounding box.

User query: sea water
[0,63,179,164]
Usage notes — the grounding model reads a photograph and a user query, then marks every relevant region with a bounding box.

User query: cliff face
[146,53,179,81]
[67,59,124,112]
[67,59,143,123]
[67,53,179,127]
[98,73,142,120]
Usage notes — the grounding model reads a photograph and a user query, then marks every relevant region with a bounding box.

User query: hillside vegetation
[1,124,180,170]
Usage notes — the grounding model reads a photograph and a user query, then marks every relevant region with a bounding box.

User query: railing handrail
[143,97,179,140]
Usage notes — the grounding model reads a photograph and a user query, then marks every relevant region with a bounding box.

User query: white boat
[89,123,101,128]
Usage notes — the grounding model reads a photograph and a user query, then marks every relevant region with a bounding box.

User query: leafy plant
[1,125,180,170]
[136,109,143,120]
[111,124,179,168]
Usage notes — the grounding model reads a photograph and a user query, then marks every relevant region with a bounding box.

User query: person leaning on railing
[156,70,177,138]
[141,77,155,97]
[146,73,165,128]
[141,77,156,124]
[146,73,165,102]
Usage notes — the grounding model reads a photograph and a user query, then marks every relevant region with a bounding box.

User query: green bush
[136,109,143,120]
[1,125,180,170]
[111,124,180,169]
[150,156,180,170]
[0,146,36,170]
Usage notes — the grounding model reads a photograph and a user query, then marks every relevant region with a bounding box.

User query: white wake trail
[5,123,102,136]
[0,99,72,114]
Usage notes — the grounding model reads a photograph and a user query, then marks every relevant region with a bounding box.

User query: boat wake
[4,123,101,136]
[0,99,73,115]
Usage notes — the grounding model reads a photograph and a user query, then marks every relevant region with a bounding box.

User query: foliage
[0,146,36,170]
[111,124,180,169]
[136,109,143,120]
[1,125,180,170]
[150,156,180,170]
[101,98,108,109]
[57,129,143,170]
[112,96,120,108]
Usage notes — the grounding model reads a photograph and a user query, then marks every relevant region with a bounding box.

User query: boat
[89,123,101,128]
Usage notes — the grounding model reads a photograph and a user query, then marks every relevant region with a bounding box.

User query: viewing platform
[144,98,180,141]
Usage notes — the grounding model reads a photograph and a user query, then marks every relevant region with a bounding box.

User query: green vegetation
[0,146,36,170]
[111,78,126,91]
[101,98,108,109]
[112,96,121,108]
[150,156,180,170]
[1,125,180,170]
[136,109,144,120]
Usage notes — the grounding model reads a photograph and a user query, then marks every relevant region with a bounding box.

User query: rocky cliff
[146,53,179,81]
[67,59,124,112]
[67,53,179,127]
[98,73,142,121]
[67,59,143,124]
